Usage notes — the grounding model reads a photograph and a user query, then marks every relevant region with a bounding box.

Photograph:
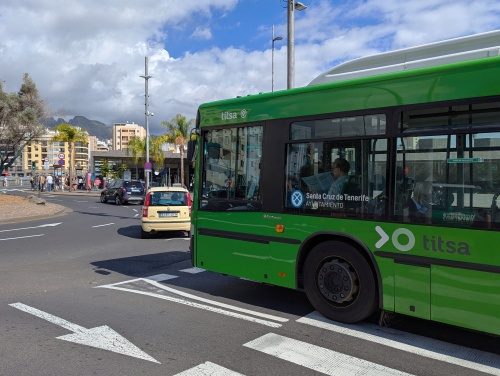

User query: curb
[0,204,73,225]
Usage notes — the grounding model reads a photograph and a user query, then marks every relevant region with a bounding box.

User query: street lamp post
[272,25,283,92]
[287,1,307,89]
[140,57,152,189]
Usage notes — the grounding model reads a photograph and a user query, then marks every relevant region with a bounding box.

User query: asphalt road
[0,189,499,376]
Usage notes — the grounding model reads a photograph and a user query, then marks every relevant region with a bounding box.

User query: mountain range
[41,116,113,140]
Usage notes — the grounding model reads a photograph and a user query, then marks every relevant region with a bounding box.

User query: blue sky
[2,0,500,136]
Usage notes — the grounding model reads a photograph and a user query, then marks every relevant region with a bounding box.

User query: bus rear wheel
[303,241,377,324]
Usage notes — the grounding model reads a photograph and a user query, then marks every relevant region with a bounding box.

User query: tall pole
[287,1,307,89]
[140,57,152,189]
[272,25,282,92]
[287,0,295,89]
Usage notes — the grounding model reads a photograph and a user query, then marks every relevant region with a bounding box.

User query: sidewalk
[46,188,101,197]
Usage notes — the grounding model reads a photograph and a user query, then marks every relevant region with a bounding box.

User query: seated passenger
[407,182,433,224]
[328,158,350,197]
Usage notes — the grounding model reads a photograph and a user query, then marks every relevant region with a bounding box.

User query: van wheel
[115,195,122,205]
[303,241,377,323]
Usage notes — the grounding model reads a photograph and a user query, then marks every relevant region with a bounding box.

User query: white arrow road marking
[0,222,61,233]
[9,302,159,363]
[174,361,245,376]
[375,225,390,248]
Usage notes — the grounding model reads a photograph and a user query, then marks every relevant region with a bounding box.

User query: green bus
[188,31,500,336]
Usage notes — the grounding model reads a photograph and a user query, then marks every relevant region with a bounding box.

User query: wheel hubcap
[317,259,358,304]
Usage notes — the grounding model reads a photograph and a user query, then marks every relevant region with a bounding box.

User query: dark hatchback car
[100,179,145,205]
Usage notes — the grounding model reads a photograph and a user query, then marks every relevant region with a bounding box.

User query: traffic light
[31,161,36,170]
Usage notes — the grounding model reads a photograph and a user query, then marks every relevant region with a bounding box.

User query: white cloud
[1,0,500,136]
[190,27,213,40]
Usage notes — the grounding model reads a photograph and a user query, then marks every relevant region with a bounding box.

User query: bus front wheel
[303,241,377,324]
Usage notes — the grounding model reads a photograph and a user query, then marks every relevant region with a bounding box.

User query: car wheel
[115,195,122,205]
[141,228,151,239]
[303,240,377,324]
[100,194,107,203]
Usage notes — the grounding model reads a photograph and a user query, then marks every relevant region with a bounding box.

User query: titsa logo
[375,226,471,255]
[375,226,415,252]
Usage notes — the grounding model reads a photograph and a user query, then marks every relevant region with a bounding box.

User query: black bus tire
[303,240,377,324]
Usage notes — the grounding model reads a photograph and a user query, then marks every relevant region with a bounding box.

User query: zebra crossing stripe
[173,361,245,376]
[298,311,500,375]
[244,333,414,376]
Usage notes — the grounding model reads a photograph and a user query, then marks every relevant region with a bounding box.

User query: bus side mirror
[187,139,197,161]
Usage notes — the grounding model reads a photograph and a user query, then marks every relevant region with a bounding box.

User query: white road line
[100,278,288,323]
[244,333,414,376]
[98,278,287,326]
[144,279,288,323]
[179,267,205,274]
[174,361,245,376]
[99,283,282,328]
[144,274,178,282]
[91,223,115,228]
[298,311,500,375]
[134,214,139,217]
[0,234,44,241]
[0,223,61,233]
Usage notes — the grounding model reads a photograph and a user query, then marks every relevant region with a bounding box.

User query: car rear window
[150,191,187,206]
[124,181,144,190]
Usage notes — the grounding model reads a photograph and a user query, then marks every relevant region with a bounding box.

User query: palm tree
[160,114,194,187]
[126,136,146,179]
[51,124,88,192]
[149,135,167,185]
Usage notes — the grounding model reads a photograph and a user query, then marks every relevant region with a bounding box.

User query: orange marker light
[276,224,284,233]
[278,272,287,278]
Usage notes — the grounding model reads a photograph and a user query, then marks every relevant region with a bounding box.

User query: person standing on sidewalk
[46,174,53,192]
[39,174,46,192]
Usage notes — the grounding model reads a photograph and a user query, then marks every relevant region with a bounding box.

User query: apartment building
[112,122,146,150]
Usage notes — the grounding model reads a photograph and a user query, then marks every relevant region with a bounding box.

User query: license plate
[159,212,178,218]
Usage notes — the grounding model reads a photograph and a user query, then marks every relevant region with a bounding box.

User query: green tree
[0,74,47,174]
[126,136,146,179]
[99,159,111,180]
[150,135,166,177]
[160,114,194,187]
[126,135,166,184]
[116,164,128,178]
[51,124,88,192]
